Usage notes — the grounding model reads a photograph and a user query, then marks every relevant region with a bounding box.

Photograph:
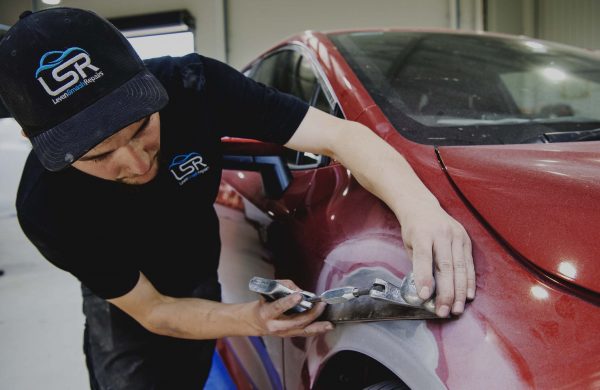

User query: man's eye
[134,125,147,138]
[93,154,109,163]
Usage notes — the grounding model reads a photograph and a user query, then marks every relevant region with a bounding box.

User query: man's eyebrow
[79,116,151,161]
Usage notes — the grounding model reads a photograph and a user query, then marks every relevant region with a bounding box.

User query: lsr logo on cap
[35,47,104,105]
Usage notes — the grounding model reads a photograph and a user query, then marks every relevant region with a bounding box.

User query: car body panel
[219,29,600,389]
[438,142,600,295]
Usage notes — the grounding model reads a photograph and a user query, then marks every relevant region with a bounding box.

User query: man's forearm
[331,122,439,220]
[286,108,475,315]
[145,297,262,339]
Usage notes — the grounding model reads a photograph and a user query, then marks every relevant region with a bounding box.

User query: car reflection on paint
[216,29,600,389]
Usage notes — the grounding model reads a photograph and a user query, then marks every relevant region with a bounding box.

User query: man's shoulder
[144,53,208,94]
[16,152,69,243]
[16,152,101,231]
[143,54,241,96]
[17,152,49,213]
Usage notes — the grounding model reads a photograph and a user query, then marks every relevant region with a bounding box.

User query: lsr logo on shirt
[169,152,210,185]
[35,47,104,105]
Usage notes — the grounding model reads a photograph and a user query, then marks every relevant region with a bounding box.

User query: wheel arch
[312,350,410,390]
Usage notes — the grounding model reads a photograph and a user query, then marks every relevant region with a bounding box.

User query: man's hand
[110,273,333,339]
[399,202,475,317]
[245,280,334,337]
[286,107,477,319]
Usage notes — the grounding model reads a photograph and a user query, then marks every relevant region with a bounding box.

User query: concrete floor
[0,117,272,389]
[0,117,89,389]
[0,217,89,389]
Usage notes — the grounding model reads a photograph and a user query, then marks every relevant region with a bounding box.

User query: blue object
[204,351,237,390]
[248,336,283,390]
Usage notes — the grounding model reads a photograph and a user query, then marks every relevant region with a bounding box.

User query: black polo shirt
[16,53,309,299]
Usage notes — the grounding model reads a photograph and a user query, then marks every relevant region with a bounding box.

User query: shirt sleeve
[17,206,140,300]
[201,55,310,145]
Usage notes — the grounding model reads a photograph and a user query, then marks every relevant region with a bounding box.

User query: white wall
[486,0,600,50]
[34,0,227,61]
[1,0,487,69]
[3,0,599,67]
[537,0,600,50]
[0,0,31,26]
[486,0,530,36]
[227,0,461,68]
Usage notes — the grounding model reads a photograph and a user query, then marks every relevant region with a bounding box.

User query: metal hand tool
[307,273,436,314]
[368,275,437,314]
[249,273,438,315]
[248,276,316,313]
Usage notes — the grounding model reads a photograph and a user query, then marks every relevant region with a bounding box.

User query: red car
[216,29,600,389]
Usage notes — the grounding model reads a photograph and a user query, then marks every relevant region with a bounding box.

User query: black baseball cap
[0,7,169,171]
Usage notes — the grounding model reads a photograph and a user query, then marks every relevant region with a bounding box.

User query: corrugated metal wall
[487,0,600,50]
[226,0,454,68]
[537,0,600,50]
[486,0,527,35]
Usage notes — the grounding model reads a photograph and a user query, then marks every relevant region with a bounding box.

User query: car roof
[319,27,525,40]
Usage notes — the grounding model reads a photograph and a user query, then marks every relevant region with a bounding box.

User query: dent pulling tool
[249,273,438,318]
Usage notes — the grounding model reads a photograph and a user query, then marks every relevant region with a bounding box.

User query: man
[0,7,475,389]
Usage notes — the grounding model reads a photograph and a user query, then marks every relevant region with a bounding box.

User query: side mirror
[221,137,292,199]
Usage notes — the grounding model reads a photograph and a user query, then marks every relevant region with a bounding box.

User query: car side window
[291,55,319,103]
[313,85,332,114]
[252,50,317,104]
[251,49,334,169]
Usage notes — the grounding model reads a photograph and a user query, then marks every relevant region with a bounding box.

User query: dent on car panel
[220,29,600,389]
[304,236,526,389]
[321,267,438,322]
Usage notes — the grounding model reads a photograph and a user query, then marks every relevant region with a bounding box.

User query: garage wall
[226,0,472,68]
[537,0,600,50]
[2,0,598,67]
[0,0,31,26]
[486,0,600,50]
[1,0,486,69]
[485,0,534,36]
[3,0,227,61]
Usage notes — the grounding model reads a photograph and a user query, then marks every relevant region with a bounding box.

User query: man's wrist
[238,300,264,337]
[394,195,440,225]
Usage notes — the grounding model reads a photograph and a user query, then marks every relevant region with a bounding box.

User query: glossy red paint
[438,142,600,295]
[220,29,600,389]
[222,137,287,156]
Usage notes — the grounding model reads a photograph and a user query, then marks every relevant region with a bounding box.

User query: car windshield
[328,31,600,145]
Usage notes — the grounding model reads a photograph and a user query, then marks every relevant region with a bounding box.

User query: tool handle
[248,276,315,313]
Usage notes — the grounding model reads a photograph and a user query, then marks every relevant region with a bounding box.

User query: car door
[223,46,338,268]
[220,45,338,387]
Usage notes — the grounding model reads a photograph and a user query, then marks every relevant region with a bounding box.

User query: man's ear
[21,129,28,139]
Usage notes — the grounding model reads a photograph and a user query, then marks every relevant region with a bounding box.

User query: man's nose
[120,143,151,175]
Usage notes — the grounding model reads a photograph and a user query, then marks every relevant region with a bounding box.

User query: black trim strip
[434,146,600,306]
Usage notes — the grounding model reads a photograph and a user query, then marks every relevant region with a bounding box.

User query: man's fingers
[256,279,333,337]
[405,246,414,262]
[310,302,327,318]
[267,292,303,318]
[280,321,334,337]
[433,238,454,317]
[299,321,334,337]
[465,239,476,300]
[277,279,301,291]
[411,241,434,300]
[268,303,328,334]
[285,302,327,329]
[451,236,467,314]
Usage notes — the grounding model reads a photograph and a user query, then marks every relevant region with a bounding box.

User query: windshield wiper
[542,128,600,143]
